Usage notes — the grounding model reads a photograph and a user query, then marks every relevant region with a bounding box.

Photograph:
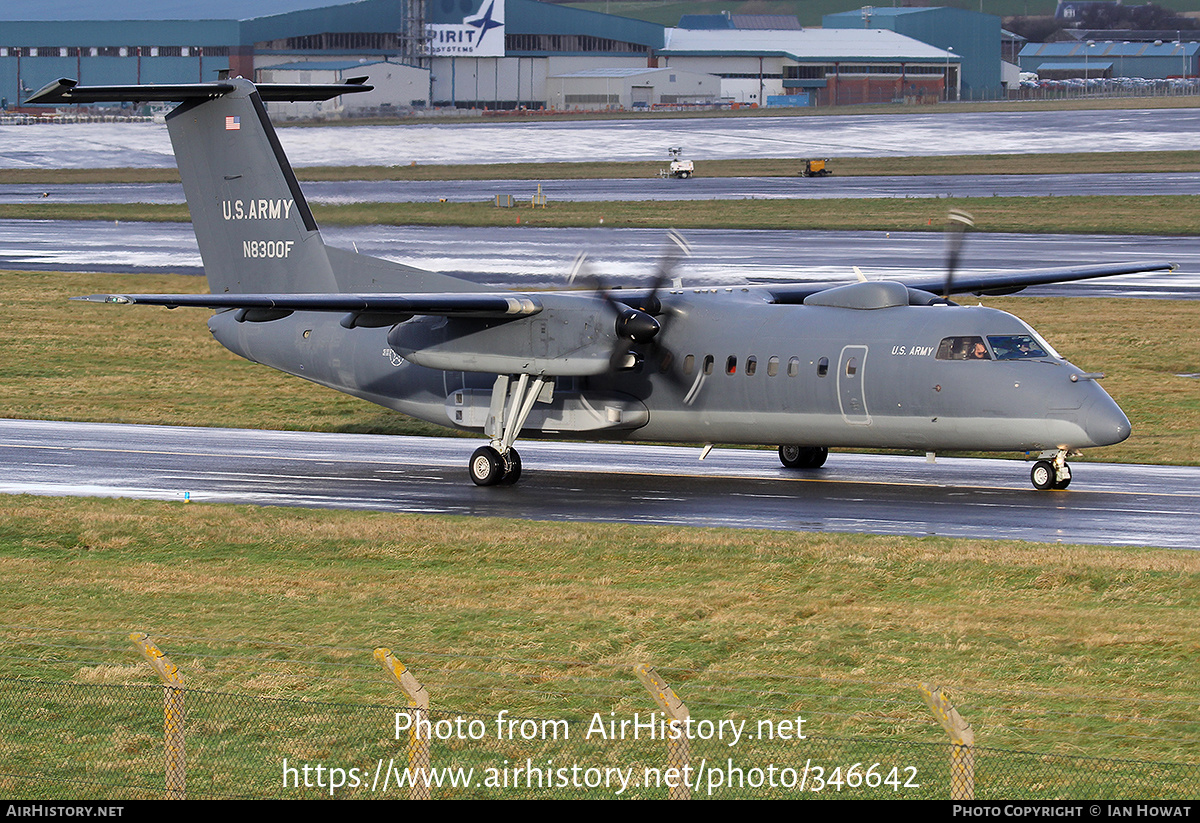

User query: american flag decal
[225,116,240,130]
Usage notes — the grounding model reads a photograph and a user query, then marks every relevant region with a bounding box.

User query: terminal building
[4,0,979,112]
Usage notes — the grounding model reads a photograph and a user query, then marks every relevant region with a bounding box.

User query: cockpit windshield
[987,334,1050,360]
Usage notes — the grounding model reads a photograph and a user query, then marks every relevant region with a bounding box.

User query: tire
[1030,460,1056,491]
[499,447,522,485]
[679,171,691,179]
[470,446,504,486]
[779,445,828,469]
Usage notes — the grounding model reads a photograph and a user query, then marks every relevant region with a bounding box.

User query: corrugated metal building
[1,0,416,107]
[659,28,959,106]
[823,6,1001,100]
[257,60,430,117]
[546,67,720,110]
[6,0,992,111]
[1019,40,1200,79]
[429,0,666,108]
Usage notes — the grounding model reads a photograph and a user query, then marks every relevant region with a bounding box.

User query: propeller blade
[943,209,974,299]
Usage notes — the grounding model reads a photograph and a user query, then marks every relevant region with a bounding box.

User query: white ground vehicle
[660,146,694,179]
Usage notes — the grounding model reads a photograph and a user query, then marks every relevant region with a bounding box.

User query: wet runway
[4,171,1200,204]
[3,107,1199,168]
[1,418,1195,549]
[4,219,1196,298]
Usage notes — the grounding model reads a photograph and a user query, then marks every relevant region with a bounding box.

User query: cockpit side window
[987,334,1049,360]
[936,336,990,360]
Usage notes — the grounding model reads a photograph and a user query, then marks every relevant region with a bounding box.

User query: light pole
[1084,39,1095,95]
[945,46,955,101]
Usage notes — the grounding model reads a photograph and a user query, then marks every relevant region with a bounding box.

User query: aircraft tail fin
[28,77,393,296]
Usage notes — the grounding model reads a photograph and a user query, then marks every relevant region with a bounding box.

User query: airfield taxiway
[1,418,1196,550]
[3,107,1200,168]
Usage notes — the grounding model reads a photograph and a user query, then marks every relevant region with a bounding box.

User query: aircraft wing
[73,292,541,317]
[763,260,1179,303]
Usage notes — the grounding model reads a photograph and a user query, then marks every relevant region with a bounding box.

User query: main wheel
[1030,460,1056,491]
[470,446,504,486]
[779,445,828,469]
[499,447,522,485]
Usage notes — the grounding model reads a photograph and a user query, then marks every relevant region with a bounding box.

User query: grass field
[5,150,1200,184]
[2,494,1198,770]
[5,193,1200,235]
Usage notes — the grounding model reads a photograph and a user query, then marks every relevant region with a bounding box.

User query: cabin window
[987,334,1049,360]
[817,357,829,376]
[846,357,858,376]
[683,354,695,375]
[746,356,757,376]
[726,355,737,375]
[767,356,780,376]
[703,355,714,376]
[787,357,800,377]
[936,336,990,360]
[659,351,673,372]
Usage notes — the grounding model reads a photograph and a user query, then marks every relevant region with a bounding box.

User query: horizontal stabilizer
[26,77,372,105]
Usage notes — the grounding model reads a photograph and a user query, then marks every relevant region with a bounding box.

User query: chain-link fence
[2,677,1196,800]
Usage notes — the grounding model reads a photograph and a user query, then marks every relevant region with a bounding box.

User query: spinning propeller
[569,230,691,377]
[942,208,975,300]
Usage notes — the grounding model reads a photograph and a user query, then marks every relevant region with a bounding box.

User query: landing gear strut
[469,373,546,487]
[779,445,828,469]
[1030,449,1072,491]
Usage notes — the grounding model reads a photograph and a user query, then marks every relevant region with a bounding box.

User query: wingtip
[73,294,132,304]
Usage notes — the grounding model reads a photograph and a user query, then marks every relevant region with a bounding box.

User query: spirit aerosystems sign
[426,0,505,57]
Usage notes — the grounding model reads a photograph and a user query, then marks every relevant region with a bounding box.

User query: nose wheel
[1030,457,1071,490]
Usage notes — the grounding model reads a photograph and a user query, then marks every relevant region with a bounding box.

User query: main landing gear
[1030,449,1072,491]
[470,445,521,486]
[779,445,828,470]
[469,373,547,487]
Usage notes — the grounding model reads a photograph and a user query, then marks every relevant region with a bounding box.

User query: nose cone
[1083,390,1131,447]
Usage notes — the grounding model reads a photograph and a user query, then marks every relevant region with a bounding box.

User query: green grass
[5,193,1200,234]
[7,149,1200,184]
[0,495,1198,779]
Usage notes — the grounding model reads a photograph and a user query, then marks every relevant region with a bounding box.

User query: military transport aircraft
[28,77,1175,491]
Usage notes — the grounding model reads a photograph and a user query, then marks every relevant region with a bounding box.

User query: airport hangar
[5,0,979,113]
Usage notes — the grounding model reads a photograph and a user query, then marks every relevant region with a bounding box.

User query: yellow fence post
[634,664,690,800]
[375,648,431,800]
[129,632,185,800]
[919,682,975,800]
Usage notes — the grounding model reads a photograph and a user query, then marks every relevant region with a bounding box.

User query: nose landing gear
[1030,450,1072,490]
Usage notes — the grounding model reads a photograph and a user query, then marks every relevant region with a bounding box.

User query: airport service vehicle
[28,77,1175,490]
[802,159,831,177]
[660,147,694,179]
